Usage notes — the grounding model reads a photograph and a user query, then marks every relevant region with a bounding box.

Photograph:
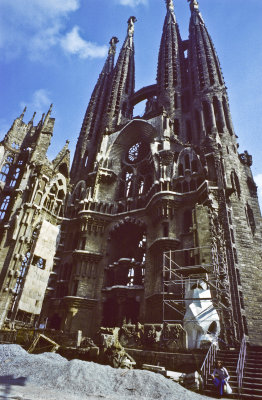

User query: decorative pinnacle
[188,0,199,11]
[108,36,119,55]
[165,0,174,12]
[19,106,27,120]
[29,111,36,125]
[127,16,137,37]
[47,103,53,114]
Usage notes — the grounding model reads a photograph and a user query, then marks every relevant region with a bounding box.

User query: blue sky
[0,0,262,204]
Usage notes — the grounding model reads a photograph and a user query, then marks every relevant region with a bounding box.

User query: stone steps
[203,346,262,400]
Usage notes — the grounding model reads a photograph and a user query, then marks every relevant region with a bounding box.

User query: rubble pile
[0,345,215,400]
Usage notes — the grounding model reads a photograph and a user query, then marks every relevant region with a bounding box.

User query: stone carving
[165,0,174,11]
[239,151,252,167]
[127,16,137,37]
[118,322,186,350]
[183,280,220,349]
[108,37,119,56]
[188,0,199,10]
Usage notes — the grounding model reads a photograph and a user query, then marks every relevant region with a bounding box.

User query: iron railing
[236,336,247,396]
[200,341,217,388]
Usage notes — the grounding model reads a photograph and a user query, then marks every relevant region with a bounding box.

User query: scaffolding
[162,245,232,325]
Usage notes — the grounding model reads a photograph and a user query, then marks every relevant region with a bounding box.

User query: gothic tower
[0,106,70,327]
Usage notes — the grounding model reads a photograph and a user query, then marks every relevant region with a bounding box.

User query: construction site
[0,0,262,399]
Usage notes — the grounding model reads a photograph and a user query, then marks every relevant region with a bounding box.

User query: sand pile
[0,345,216,400]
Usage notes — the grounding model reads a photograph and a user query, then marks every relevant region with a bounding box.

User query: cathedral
[0,0,261,349]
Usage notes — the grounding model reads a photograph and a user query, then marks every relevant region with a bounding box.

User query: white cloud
[60,26,108,59]
[0,0,106,61]
[116,0,148,6]
[20,89,52,118]
[254,174,262,208]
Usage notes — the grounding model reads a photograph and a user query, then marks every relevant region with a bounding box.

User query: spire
[28,112,36,126]
[188,0,223,91]
[165,0,175,17]
[188,0,199,12]
[43,104,53,129]
[156,0,183,118]
[36,113,45,130]
[104,17,137,132]
[70,37,119,182]
[19,106,27,121]
[187,0,234,138]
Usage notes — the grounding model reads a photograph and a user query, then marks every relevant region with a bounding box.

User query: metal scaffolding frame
[162,245,232,324]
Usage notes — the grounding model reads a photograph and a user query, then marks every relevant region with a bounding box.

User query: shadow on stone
[0,375,27,399]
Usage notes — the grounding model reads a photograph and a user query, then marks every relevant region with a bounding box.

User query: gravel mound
[0,345,215,400]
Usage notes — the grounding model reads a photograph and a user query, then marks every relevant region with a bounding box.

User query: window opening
[186,121,192,142]
[178,164,184,176]
[191,159,198,173]
[184,210,192,233]
[163,222,169,237]
[202,101,211,134]
[174,93,178,109]
[0,164,10,182]
[246,203,256,235]
[127,268,135,286]
[7,156,14,163]
[138,178,144,195]
[128,143,141,163]
[185,154,190,170]
[174,119,180,136]
[125,171,133,197]
[0,195,10,219]
[10,168,20,187]
[213,97,224,133]
[222,97,233,134]
[32,256,46,269]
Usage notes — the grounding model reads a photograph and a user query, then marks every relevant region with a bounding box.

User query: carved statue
[183,280,220,349]
[127,16,137,37]
[166,0,174,11]
[109,37,119,55]
[187,0,199,10]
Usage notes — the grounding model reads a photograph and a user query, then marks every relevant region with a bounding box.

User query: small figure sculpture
[166,0,174,11]
[187,0,199,10]
[127,16,137,37]
[109,37,119,55]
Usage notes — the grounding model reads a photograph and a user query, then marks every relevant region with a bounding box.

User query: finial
[19,106,27,120]
[165,0,174,12]
[188,0,199,11]
[37,113,45,128]
[42,104,53,128]
[127,16,137,37]
[108,36,119,55]
[29,111,36,125]
[66,139,70,144]
[47,103,53,114]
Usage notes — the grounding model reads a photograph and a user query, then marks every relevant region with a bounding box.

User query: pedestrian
[211,360,231,398]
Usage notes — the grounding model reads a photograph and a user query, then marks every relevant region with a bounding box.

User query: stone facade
[0,0,261,347]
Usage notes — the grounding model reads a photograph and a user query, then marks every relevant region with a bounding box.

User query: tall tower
[0,106,70,327]
[39,0,262,347]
